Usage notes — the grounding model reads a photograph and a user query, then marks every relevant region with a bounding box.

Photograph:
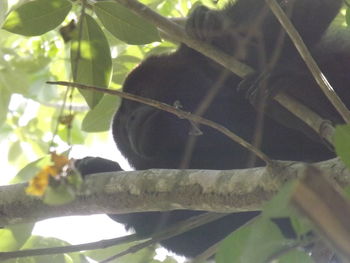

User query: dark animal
[77,0,348,258]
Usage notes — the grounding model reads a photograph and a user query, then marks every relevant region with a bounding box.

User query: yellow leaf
[25,166,56,196]
[51,152,69,170]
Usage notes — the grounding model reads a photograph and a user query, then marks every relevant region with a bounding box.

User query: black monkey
[77,0,345,258]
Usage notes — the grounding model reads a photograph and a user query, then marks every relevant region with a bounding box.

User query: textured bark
[0,158,348,226]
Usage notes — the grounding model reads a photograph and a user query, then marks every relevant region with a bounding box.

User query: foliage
[4,235,88,263]
[216,182,312,263]
[334,124,350,170]
[0,0,189,262]
[0,0,180,174]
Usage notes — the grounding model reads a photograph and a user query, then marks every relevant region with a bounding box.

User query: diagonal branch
[266,0,350,124]
[48,80,272,164]
[113,0,336,144]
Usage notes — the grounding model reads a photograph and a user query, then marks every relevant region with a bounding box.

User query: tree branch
[267,0,350,124]
[1,158,348,226]
[0,213,226,261]
[0,234,139,261]
[114,0,252,77]
[112,0,337,144]
[48,80,272,165]
[274,93,335,144]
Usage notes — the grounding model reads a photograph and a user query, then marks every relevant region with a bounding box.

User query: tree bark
[0,158,348,226]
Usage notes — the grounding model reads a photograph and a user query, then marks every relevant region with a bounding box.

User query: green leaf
[0,229,22,252]
[216,216,296,263]
[82,94,120,132]
[8,223,35,247]
[19,236,84,263]
[0,65,30,95]
[0,0,8,24]
[278,250,312,263]
[158,0,177,15]
[116,55,142,64]
[262,181,295,218]
[8,140,22,162]
[346,8,350,26]
[11,157,49,184]
[2,0,72,36]
[0,223,33,253]
[94,1,161,45]
[0,123,12,142]
[289,216,311,237]
[43,185,76,205]
[58,118,85,144]
[0,88,11,127]
[334,124,350,169]
[71,14,112,108]
[263,181,311,238]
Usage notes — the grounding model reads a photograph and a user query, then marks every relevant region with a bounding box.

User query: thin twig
[0,234,139,260]
[47,81,272,165]
[101,213,226,263]
[0,213,226,261]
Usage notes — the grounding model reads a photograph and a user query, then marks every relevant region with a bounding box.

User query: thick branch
[0,158,348,226]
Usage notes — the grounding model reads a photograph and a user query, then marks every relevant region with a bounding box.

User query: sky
[1,136,130,241]
[31,140,130,243]
[1,1,181,259]
[0,98,133,253]
[1,121,180,261]
[0,1,132,249]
